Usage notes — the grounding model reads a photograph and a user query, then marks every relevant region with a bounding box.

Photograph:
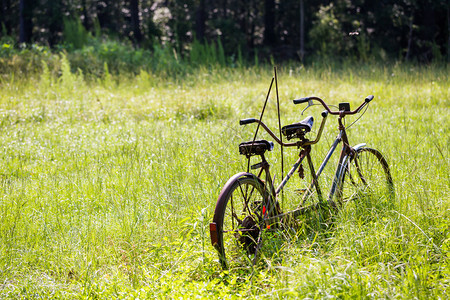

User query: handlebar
[239,118,258,125]
[365,95,374,102]
[292,97,311,104]
[293,95,374,115]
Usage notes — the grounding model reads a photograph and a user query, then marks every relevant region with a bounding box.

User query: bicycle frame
[252,113,365,222]
[238,95,375,223]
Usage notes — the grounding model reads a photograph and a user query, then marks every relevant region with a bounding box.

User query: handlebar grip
[239,118,258,125]
[365,95,374,103]
[293,97,311,104]
[321,110,328,118]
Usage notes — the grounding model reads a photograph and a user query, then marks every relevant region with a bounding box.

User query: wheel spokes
[238,180,256,216]
[340,148,393,205]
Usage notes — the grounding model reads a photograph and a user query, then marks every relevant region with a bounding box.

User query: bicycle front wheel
[337,147,394,206]
[211,173,269,270]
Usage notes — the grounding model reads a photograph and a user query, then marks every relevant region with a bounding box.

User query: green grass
[0,60,448,298]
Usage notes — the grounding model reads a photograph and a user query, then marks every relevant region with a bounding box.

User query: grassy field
[0,60,448,298]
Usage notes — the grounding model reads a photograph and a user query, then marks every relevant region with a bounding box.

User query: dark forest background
[1,0,449,75]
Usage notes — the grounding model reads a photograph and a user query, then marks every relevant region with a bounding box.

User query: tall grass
[0,59,448,298]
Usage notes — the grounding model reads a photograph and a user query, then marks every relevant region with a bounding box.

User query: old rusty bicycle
[209,93,394,270]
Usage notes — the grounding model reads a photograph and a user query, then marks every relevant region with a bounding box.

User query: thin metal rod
[248,77,274,173]
[252,77,274,143]
[274,67,284,206]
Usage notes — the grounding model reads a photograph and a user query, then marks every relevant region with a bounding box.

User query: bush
[0,21,246,80]
[309,4,345,57]
[63,18,90,50]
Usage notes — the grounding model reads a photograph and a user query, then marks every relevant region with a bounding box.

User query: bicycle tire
[336,147,394,205]
[211,173,269,270]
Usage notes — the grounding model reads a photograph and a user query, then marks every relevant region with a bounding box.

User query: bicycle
[209,94,394,270]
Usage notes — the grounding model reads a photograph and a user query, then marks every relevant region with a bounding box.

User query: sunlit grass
[0,60,448,298]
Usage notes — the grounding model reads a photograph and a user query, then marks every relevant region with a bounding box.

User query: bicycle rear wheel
[337,147,394,205]
[211,173,269,270]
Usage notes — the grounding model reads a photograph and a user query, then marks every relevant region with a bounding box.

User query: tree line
[2,0,449,63]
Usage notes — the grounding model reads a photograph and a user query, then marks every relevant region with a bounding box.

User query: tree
[263,0,276,46]
[81,0,90,30]
[195,0,206,41]
[299,0,305,61]
[130,0,143,45]
[47,0,63,46]
[19,0,33,44]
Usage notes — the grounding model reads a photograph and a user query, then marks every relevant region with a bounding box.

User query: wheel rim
[217,177,266,269]
[339,148,394,205]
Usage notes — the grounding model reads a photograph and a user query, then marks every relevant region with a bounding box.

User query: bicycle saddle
[282,116,314,140]
[239,140,274,157]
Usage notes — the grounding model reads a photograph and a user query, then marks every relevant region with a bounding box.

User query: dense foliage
[2,0,449,64]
